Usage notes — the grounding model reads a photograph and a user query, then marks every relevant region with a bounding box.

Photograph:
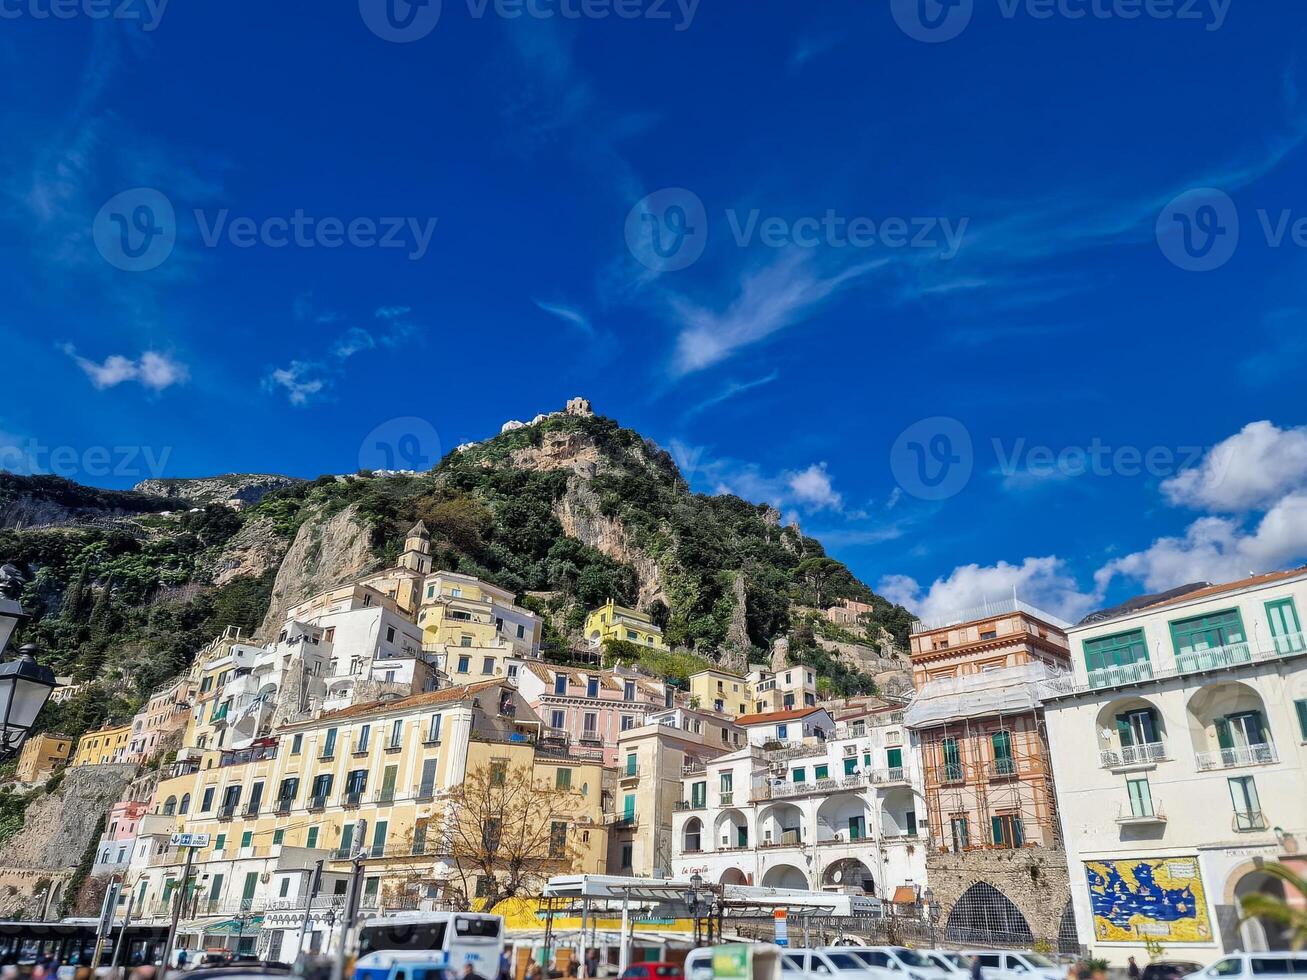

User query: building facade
[16,733,71,783]
[72,724,133,767]
[1043,569,1307,965]
[583,600,668,651]
[127,677,197,764]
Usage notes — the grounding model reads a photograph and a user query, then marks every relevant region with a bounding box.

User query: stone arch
[1056,900,1080,954]
[823,857,875,895]
[758,802,804,846]
[1094,695,1169,765]
[1231,865,1292,952]
[720,867,749,886]
[762,864,808,889]
[945,881,1034,945]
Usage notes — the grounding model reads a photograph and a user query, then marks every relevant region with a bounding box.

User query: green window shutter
[208,873,223,900]
[1216,716,1233,749]
[373,821,388,855]
[814,765,829,780]
[1012,816,1024,847]
[306,827,318,848]
[240,831,252,849]
[340,824,354,853]
[215,834,226,851]
[1115,716,1134,746]
[1296,700,1307,740]
[793,767,805,783]
[844,758,857,776]
[991,816,1003,846]
[273,830,284,845]
[242,872,258,901]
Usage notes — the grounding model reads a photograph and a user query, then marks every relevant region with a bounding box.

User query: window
[1296,699,1307,741]
[991,730,1015,776]
[457,656,470,673]
[620,843,633,869]
[371,820,388,857]
[306,826,319,848]
[548,709,565,730]
[1083,628,1151,684]
[583,712,598,737]
[1267,598,1305,653]
[847,815,866,840]
[1228,776,1265,830]
[720,771,733,794]
[793,767,806,783]
[311,773,333,803]
[1217,711,1270,764]
[1209,961,1243,977]
[941,737,962,781]
[179,793,190,814]
[950,815,969,852]
[273,829,285,845]
[991,813,1024,848]
[620,715,635,731]
[777,724,788,739]
[428,714,442,742]
[279,877,291,898]
[1117,707,1161,747]
[549,821,568,859]
[587,677,599,698]
[386,626,396,643]
[389,719,403,747]
[418,759,438,797]
[322,728,337,758]
[490,761,507,786]
[481,657,494,674]
[556,768,572,790]
[356,724,371,753]
[624,681,636,700]
[240,830,253,850]
[214,833,227,851]
[517,624,525,639]
[814,764,829,780]
[691,781,706,807]
[980,629,997,640]
[622,794,635,819]
[625,754,638,776]
[291,733,303,755]
[1171,609,1247,665]
[1126,777,1153,817]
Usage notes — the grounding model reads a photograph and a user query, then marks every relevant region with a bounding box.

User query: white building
[669,704,927,902]
[736,706,836,747]
[1042,568,1307,966]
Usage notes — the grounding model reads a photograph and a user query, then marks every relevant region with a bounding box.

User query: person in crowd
[1127,958,1140,980]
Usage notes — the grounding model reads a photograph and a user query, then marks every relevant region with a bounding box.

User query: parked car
[960,951,1063,980]
[619,963,684,980]
[921,952,975,979]
[1142,962,1205,980]
[1189,954,1307,979]
[686,943,783,980]
[834,947,951,980]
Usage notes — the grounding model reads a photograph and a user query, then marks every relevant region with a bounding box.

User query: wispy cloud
[668,250,888,377]
[263,361,327,407]
[683,370,779,420]
[534,299,594,336]
[790,33,842,72]
[60,343,189,392]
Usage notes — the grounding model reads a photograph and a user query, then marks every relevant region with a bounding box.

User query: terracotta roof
[734,706,824,726]
[311,679,505,724]
[1078,567,1307,626]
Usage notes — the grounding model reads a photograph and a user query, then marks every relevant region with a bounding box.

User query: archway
[1057,901,1080,954]
[682,817,704,853]
[823,858,875,895]
[1234,868,1291,951]
[762,864,808,889]
[758,802,804,846]
[720,867,749,886]
[715,809,749,849]
[817,794,871,843]
[945,882,1034,946]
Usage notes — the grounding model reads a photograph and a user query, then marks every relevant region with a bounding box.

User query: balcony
[673,800,706,811]
[620,766,640,784]
[718,791,735,806]
[385,740,403,753]
[218,803,238,820]
[1087,660,1155,690]
[1195,743,1278,772]
[343,790,365,807]
[1176,641,1252,675]
[243,802,261,817]
[760,831,802,849]
[868,768,909,786]
[413,784,435,802]
[308,795,328,811]
[375,788,397,805]
[989,759,1018,780]
[1100,741,1168,769]
[604,813,638,830]
[681,760,707,776]
[275,800,294,815]
[1116,801,1167,825]
[1233,809,1269,833]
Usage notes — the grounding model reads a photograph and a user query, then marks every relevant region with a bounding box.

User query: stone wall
[927,845,1076,947]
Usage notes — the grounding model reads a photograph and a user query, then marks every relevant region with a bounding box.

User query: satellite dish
[1099,728,1114,741]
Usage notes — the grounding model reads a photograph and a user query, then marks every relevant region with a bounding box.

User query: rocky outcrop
[554,475,667,608]
[0,764,134,871]
[0,475,178,530]
[210,514,292,586]
[258,504,379,638]
[134,474,301,509]
[719,572,751,673]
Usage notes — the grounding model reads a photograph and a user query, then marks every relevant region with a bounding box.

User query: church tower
[399,520,431,574]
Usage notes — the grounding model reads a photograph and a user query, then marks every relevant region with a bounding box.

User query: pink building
[126,677,196,764]
[106,799,150,840]
[518,663,673,765]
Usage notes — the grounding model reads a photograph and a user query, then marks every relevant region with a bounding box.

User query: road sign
[774,908,789,947]
[170,833,210,848]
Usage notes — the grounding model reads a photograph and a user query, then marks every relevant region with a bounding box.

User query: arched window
[946,882,1033,946]
[162,796,177,816]
[179,793,191,814]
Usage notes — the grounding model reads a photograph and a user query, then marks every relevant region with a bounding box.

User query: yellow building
[134,678,607,957]
[71,723,133,766]
[584,600,668,651]
[16,733,72,782]
[418,572,542,683]
[688,668,750,716]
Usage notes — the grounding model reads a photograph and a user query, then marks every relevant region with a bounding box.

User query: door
[381,766,398,803]
[1267,598,1304,653]
[886,747,903,774]
[241,871,258,911]
[419,759,438,796]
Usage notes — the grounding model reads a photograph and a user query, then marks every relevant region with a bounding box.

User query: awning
[201,916,264,936]
[891,886,918,904]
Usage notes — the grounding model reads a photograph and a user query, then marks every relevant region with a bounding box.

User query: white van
[781,950,883,980]
[961,950,1063,980]
[835,947,952,980]
[1192,954,1307,979]
[686,943,785,980]
[923,952,975,980]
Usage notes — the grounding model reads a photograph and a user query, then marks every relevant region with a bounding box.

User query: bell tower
[399,520,431,574]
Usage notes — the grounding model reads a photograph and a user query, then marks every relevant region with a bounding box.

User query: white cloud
[787,463,843,511]
[534,300,594,335]
[1161,420,1307,512]
[62,345,189,392]
[263,361,328,406]
[668,250,886,376]
[878,556,1103,625]
[1095,494,1307,594]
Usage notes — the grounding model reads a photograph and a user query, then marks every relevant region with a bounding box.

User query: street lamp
[682,873,709,947]
[0,571,54,755]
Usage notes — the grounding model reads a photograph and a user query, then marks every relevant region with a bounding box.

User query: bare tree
[442,760,585,911]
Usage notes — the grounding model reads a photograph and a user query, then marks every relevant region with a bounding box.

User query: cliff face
[0,765,134,871]
[134,474,302,508]
[258,503,379,638]
[0,475,179,529]
[211,514,293,587]
[555,475,668,608]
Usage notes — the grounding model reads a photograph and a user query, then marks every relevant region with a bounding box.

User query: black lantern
[0,586,26,655]
[0,646,55,753]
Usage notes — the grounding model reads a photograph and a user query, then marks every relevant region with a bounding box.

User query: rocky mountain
[0,401,915,745]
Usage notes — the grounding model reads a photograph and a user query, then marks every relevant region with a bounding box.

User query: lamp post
[0,570,55,756]
[682,873,709,947]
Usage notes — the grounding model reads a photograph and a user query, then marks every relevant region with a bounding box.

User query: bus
[356,912,506,978]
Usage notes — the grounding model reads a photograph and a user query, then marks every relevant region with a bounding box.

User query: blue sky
[4,0,1307,623]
